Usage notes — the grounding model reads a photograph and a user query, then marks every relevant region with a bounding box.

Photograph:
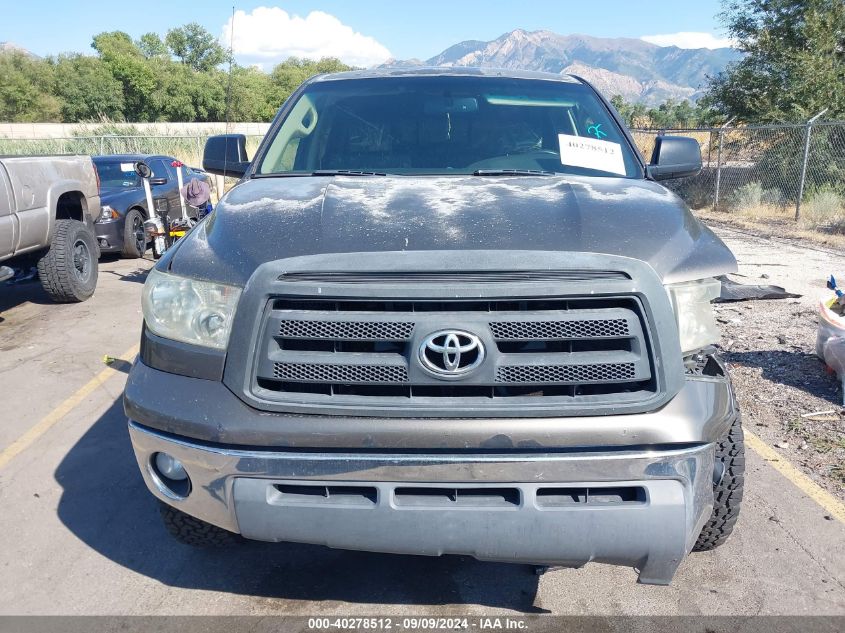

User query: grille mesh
[279,320,414,340]
[273,362,409,383]
[496,363,636,384]
[261,295,655,409]
[490,319,629,340]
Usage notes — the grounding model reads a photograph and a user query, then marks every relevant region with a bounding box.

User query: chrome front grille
[252,296,656,415]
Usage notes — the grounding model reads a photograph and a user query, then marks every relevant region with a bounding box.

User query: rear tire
[159,502,240,547]
[37,219,98,303]
[121,208,147,259]
[693,411,745,551]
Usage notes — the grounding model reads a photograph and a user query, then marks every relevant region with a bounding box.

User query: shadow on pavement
[725,349,842,402]
[103,268,150,284]
[0,278,53,312]
[55,396,547,612]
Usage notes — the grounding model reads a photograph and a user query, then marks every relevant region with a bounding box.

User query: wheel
[121,208,147,258]
[36,219,98,303]
[159,502,240,547]
[693,410,745,551]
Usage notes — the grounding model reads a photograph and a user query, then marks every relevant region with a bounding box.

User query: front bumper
[94,218,125,253]
[129,420,717,585]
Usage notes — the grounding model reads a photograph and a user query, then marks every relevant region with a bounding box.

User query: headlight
[99,205,119,221]
[665,278,721,354]
[142,269,241,350]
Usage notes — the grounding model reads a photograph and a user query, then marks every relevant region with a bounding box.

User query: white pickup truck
[0,155,101,301]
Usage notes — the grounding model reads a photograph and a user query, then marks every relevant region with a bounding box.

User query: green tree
[165,23,225,72]
[269,57,352,105]
[1,31,356,123]
[610,94,715,129]
[52,54,125,121]
[704,0,845,122]
[137,33,168,60]
[0,52,60,122]
[92,31,157,120]
[148,62,227,122]
[228,66,276,122]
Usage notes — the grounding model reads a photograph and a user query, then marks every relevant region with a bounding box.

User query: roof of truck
[310,66,583,84]
[93,154,168,161]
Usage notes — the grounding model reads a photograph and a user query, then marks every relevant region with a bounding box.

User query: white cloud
[222,7,392,68]
[640,32,736,50]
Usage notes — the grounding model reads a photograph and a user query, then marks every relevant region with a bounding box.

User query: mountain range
[387,29,741,104]
[0,42,39,58]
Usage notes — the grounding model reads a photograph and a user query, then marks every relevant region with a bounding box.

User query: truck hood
[169,175,736,286]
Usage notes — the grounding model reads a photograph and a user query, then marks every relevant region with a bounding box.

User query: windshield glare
[94,160,141,188]
[257,76,641,178]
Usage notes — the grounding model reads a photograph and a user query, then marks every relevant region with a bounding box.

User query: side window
[148,159,170,181]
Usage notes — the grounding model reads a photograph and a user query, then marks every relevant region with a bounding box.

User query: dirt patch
[708,223,845,501]
[698,208,845,251]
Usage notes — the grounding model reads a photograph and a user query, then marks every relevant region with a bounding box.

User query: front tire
[37,219,98,303]
[121,208,147,259]
[159,502,240,547]
[693,411,745,551]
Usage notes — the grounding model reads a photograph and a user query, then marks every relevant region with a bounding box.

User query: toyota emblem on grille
[418,330,485,378]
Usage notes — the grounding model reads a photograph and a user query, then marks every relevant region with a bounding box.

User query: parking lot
[0,235,844,618]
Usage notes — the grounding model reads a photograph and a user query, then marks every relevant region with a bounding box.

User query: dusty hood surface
[169,175,736,286]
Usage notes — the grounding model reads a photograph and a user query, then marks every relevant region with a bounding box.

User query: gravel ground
[709,222,845,501]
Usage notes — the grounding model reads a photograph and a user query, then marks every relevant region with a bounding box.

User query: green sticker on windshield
[587,123,607,139]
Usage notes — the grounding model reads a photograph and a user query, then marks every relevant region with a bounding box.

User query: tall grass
[799,188,845,233]
[727,181,789,220]
[0,122,264,170]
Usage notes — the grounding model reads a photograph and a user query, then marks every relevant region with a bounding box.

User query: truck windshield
[93,159,141,188]
[257,75,641,179]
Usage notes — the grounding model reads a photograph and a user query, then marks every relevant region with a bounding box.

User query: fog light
[154,452,187,481]
[150,452,191,499]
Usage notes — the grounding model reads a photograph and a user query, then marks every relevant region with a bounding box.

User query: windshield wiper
[312,169,388,176]
[472,169,557,177]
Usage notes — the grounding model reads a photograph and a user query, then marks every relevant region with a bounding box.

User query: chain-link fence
[0,134,266,171]
[632,119,845,234]
[3,124,845,235]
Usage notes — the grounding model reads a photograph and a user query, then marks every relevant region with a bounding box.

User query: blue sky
[2,0,731,65]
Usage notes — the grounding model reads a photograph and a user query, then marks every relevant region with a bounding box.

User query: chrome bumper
[129,421,715,585]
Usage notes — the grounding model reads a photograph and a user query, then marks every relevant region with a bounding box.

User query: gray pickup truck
[125,68,743,585]
[0,155,101,301]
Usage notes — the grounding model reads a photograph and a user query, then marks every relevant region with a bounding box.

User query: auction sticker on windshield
[558,134,626,176]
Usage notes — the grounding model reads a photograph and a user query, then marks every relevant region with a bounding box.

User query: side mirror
[647,136,702,181]
[134,161,152,179]
[203,134,250,178]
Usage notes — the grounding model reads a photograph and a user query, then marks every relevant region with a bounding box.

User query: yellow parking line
[0,343,139,470]
[745,427,845,524]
